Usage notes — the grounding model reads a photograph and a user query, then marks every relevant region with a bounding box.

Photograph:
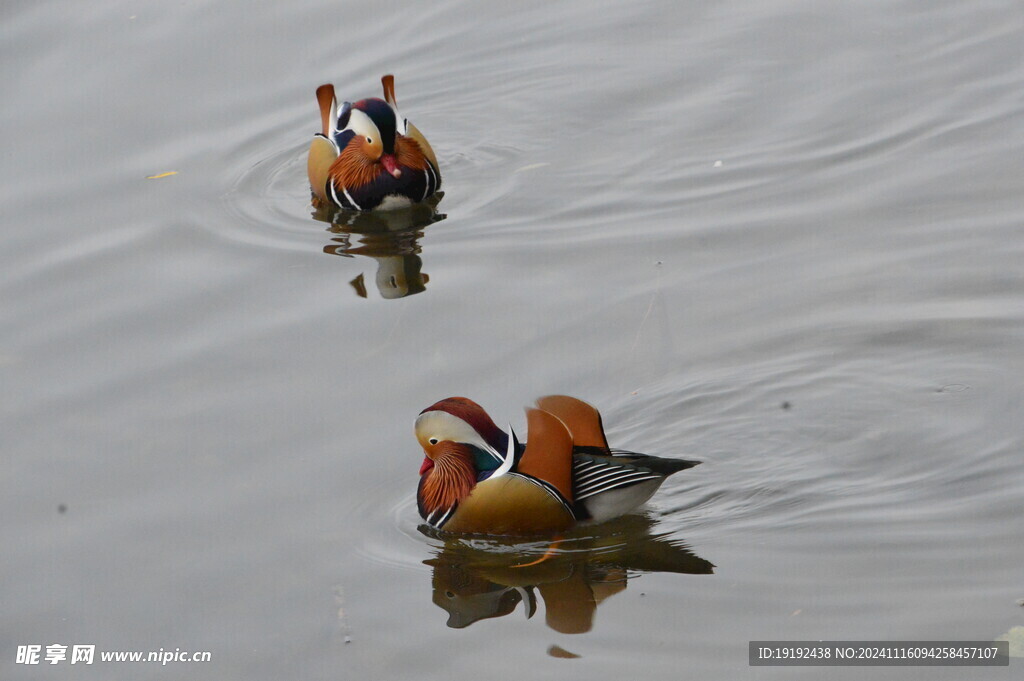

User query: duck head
[338,98,403,179]
[415,397,513,516]
[311,83,403,188]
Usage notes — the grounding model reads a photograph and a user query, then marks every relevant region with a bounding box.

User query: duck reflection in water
[421,514,712,634]
[312,196,444,299]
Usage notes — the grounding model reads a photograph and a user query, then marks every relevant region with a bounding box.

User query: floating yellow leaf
[513,162,550,174]
[146,171,178,179]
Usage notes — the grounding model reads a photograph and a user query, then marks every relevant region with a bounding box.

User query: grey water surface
[3,1,1023,679]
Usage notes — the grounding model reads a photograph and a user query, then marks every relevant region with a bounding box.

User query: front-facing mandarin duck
[415,395,700,535]
[308,75,441,211]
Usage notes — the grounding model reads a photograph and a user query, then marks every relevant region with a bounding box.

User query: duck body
[415,395,700,535]
[308,75,441,211]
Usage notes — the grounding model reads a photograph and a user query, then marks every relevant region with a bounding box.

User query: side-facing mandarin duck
[415,395,700,535]
[308,75,441,211]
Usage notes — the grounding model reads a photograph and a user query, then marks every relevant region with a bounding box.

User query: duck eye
[366,137,373,144]
[428,438,439,445]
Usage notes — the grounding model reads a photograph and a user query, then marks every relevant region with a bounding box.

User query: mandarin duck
[415,395,700,534]
[307,75,441,211]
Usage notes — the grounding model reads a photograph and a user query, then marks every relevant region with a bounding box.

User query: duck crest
[419,442,477,515]
[421,397,507,451]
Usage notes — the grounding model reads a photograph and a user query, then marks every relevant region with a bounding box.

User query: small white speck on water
[713,160,723,168]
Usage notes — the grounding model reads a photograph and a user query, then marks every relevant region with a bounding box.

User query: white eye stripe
[414,411,501,460]
[344,108,381,140]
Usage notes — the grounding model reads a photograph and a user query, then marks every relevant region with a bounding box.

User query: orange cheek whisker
[395,136,429,171]
[420,447,476,514]
[329,142,383,189]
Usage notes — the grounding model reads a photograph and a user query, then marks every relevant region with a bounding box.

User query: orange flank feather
[516,408,575,504]
[420,442,476,515]
[381,74,397,106]
[316,84,335,137]
[534,395,611,452]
